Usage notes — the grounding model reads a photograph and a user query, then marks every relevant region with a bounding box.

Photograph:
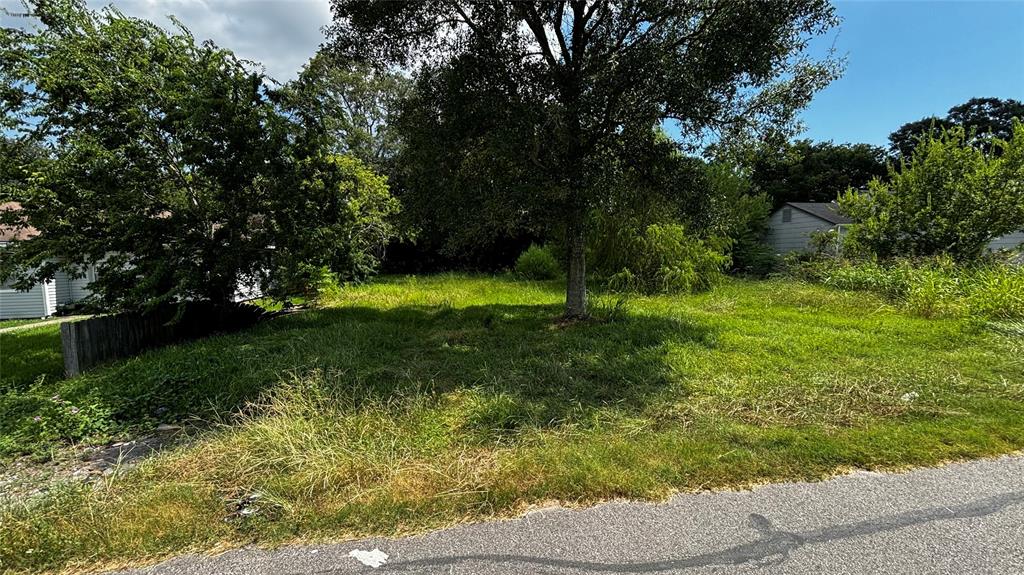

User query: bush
[838,123,1024,262]
[788,256,1024,320]
[702,163,776,276]
[272,263,342,302]
[514,244,561,280]
[603,224,730,294]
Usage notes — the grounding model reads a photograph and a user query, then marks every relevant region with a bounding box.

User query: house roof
[784,202,854,225]
[0,202,39,242]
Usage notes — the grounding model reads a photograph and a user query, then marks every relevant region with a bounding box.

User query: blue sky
[800,0,1024,147]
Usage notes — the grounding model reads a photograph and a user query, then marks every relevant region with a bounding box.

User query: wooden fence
[61,302,266,377]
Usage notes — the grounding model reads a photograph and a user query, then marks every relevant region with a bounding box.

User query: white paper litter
[348,548,389,568]
[900,391,919,402]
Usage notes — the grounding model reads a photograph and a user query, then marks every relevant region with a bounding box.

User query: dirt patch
[0,429,183,503]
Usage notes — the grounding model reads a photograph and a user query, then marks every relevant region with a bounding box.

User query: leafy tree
[889,97,1024,158]
[328,0,841,317]
[279,52,411,170]
[749,139,888,206]
[840,123,1024,262]
[0,1,399,310]
[887,117,955,160]
[702,162,775,275]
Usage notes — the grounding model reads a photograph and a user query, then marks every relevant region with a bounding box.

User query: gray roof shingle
[785,202,854,225]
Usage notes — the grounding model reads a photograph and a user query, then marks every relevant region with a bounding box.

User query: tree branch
[553,0,571,65]
[522,3,560,68]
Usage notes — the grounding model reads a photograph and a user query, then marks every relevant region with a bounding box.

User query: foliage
[808,228,842,257]
[839,123,1024,262]
[789,256,1024,320]
[267,154,400,299]
[514,244,561,280]
[889,97,1024,158]
[601,224,730,294]
[329,0,841,316]
[3,274,1024,572]
[278,51,411,170]
[701,162,776,275]
[748,139,888,206]
[0,1,399,311]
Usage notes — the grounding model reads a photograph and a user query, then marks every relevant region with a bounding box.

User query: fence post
[61,321,81,377]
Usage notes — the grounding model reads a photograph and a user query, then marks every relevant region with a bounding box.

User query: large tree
[0,1,399,310]
[749,139,888,207]
[279,52,411,170]
[841,123,1024,262]
[328,0,840,317]
[889,97,1024,158]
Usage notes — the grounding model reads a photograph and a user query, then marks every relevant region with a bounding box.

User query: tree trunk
[565,213,587,318]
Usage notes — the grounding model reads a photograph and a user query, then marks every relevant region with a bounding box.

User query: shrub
[603,224,730,294]
[273,263,342,302]
[788,256,1024,320]
[514,244,561,280]
[702,163,777,276]
[838,122,1024,262]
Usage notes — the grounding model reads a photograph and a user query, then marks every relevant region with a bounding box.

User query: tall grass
[789,256,1024,320]
[2,275,1023,573]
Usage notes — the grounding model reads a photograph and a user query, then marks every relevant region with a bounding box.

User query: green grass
[0,324,64,391]
[0,318,48,330]
[1,274,1023,573]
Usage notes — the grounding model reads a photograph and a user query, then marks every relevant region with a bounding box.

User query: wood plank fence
[61,301,267,377]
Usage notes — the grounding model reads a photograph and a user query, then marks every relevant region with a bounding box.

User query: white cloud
[97,0,331,81]
[1,0,331,81]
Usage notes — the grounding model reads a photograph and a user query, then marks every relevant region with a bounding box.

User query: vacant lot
[2,274,1023,573]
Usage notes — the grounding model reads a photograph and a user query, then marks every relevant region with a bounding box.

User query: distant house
[0,202,98,319]
[989,230,1024,251]
[764,202,852,255]
[2,202,263,320]
[764,200,1024,255]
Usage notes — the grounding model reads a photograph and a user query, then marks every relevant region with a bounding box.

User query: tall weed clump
[601,224,730,294]
[789,255,1024,320]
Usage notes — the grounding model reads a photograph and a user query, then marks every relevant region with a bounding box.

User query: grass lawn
[0,323,64,393]
[0,318,49,330]
[1,274,1022,573]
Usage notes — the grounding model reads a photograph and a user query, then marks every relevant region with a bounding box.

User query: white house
[764,202,853,254]
[1,202,99,320]
[765,201,1024,255]
[989,230,1024,251]
[2,202,262,320]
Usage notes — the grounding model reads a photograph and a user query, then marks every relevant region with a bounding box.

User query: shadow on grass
[0,327,64,392]
[1,302,715,454]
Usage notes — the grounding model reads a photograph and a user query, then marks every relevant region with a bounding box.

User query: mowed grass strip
[2,274,1023,573]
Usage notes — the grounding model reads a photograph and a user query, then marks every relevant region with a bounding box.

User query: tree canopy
[748,139,888,207]
[328,0,841,316]
[279,52,411,171]
[889,97,1024,158]
[841,123,1024,261]
[0,1,399,311]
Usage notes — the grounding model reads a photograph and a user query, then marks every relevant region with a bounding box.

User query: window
[782,207,792,223]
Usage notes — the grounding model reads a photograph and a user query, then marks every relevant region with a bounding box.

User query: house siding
[765,208,836,254]
[68,269,94,302]
[54,266,97,306]
[989,231,1024,251]
[0,281,53,319]
[54,270,73,305]
[42,279,57,316]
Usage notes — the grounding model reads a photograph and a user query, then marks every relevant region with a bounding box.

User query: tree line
[2,0,1021,319]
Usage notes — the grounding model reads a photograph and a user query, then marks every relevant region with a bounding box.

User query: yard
[2,274,1023,573]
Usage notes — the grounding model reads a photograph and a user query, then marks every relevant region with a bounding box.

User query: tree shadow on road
[374,490,1024,573]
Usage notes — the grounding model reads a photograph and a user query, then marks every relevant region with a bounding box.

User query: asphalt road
[114,454,1024,575]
